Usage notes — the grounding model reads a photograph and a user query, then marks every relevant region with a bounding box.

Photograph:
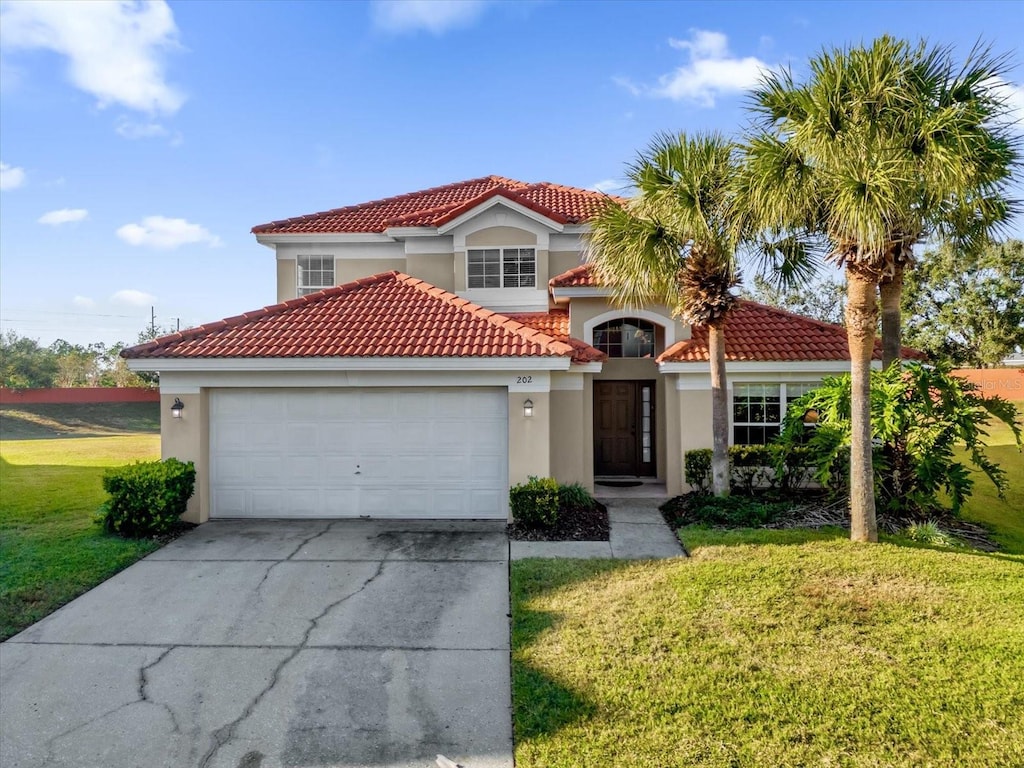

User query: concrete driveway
[0,520,513,768]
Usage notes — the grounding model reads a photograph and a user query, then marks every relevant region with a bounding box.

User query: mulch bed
[660,492,1001,551]
[508,502,610,542]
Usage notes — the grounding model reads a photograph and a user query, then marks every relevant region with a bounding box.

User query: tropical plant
[741,36,1020,540]
[777,363,1021,519]
[588,133,748,496]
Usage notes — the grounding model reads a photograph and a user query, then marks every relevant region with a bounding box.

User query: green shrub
[510,476,560,528]
[558,482,595,511]
[777,362,1022,516]
[729,444,773,494]
[662,494,788,528]
[684,449,713,494]
[99,458,195,538]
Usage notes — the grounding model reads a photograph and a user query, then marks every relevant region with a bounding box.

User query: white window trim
[297,254,335,296]
[466,245,538,289]
[729,381,819,445]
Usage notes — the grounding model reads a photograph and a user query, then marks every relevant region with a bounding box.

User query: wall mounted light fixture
[523,398,534,418]
[171,398,185,419]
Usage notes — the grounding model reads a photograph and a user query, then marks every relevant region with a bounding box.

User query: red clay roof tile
[657,301,927,363]
[504,309,607,364]
[251,176,619,235]
[123,272,579,361]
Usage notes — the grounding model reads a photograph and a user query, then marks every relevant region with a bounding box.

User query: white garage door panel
[210,388,508,519]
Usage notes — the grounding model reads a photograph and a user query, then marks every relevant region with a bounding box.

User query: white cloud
[38,207,88,225]
[591,179,624,194]
[0,161,26,190]
[115,116,168,139]
[618,29,771,107]
[371,0,487,34]
[993,79,1024,129]
[0,0,185,115]
[72,295,96,309]
[111,289,156,307]
[116,215,221,249]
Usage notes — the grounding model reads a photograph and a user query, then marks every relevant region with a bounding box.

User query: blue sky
[1,0,1022,347]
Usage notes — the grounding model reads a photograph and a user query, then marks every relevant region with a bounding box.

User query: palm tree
[587,132,745,497]
[740,36,1019,541]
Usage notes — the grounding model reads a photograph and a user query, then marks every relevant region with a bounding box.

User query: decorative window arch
[592,318,657,358]
[583,309,675,355]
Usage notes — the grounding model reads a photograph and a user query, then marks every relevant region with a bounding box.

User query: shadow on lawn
[510,558,635,741]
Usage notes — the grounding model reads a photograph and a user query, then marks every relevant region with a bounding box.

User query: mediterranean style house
[125,176,882,524]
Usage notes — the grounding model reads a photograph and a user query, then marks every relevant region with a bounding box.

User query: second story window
[297,255,334,296]
[468,247,536,289]
[593,318,656,358]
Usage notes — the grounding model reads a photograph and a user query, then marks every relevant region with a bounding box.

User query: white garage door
[210,388,507,519]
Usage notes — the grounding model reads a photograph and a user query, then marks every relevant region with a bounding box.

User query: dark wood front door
[594,380,656,476]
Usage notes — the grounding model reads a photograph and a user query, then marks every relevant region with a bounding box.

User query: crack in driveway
[198,553,391,768]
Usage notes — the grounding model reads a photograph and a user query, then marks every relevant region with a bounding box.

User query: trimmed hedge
[99,458,195,538]
[684,445,814,495]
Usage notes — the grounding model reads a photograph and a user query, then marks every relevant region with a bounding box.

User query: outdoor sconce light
[523,399,534,418]
[802,408,819,424]
[171,398,185,419]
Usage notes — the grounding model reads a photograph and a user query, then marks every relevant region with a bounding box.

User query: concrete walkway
[510,498,684,560]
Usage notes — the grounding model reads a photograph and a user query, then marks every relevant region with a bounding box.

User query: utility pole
[150,306,156,336]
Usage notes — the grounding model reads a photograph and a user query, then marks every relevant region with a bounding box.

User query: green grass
[957,400,1024,553]
[0,401,160,439]
[512,541,1024,767]
[512,405,1024,766]
[0,433,161,640]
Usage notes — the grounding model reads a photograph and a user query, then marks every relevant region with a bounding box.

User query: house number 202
[516,376,533,384]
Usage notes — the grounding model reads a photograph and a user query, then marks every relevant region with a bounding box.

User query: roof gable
[252,176,619,235]
[123,272,583,361]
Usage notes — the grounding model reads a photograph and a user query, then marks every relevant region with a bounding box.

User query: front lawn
[511,537,1024,766]
[0,434,161,640]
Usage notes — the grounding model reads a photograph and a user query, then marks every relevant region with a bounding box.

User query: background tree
[1,332,59,389]
[588,132,746,497]
[903,239,1024,367]
[742,36,1019,542]
[743,274,846,325]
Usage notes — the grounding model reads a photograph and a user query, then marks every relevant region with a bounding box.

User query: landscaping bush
[901,520,958,548]
[510,476,560,528]
[686,445,816,496]
[661,493,788,528]
[558,482,595,511]
[777,362,1022,516]
[99,457,195,538]
[684,449,712,493]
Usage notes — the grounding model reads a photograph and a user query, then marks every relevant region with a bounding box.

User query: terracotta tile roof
[658,301,927,363]
[252,176,619,235]
[504,309,607,364]
[549,264,598,288]
[122,272,579,361]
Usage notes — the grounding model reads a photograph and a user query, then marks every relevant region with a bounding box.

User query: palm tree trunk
[879,269,903,369]
[708,320,730,497]
[845,266,879,542]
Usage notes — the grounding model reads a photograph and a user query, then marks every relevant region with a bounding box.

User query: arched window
[593,318,656,358]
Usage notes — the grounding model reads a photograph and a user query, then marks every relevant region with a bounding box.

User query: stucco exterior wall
[334,258,408,284]
[160,391,209,524]
[549,250,584,278]
[676,387,714,491]
[567,297,689,344]
[549,386,589,488]
[465,226,537,247]
[277,259,296,303]
[507,390,550,498]
[405,253,454,291]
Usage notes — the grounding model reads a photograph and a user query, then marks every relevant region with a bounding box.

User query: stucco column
[664,374,683,496]
[160,390,209,524]
[507,390,550,490]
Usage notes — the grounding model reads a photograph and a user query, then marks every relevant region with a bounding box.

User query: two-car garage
[209,388,509,519]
